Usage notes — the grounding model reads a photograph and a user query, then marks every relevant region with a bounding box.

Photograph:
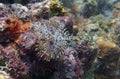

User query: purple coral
[19,30,37,50]
[75,42,96,70]
[60,16,73,34]
[0,45,28,79]
[54,47,83,79]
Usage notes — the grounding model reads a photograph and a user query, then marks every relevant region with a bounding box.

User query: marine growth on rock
[0,0,120,79]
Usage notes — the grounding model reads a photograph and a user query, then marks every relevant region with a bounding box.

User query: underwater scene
[0,0,120,79]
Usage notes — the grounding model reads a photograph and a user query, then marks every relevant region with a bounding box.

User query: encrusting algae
[1,16,31,46]
[96,37,120,58]
[49,0,67,16]
[96,37,116,49]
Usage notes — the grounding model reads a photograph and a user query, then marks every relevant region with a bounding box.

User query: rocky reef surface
[0,0,120,79]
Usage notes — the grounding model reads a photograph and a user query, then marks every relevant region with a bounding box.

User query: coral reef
[0,0,120,79]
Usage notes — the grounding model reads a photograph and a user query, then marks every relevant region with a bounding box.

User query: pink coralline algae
[53,47,83,79]
[0,46,28,79]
